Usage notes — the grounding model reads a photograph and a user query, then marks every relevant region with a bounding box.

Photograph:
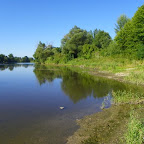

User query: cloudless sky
[0,0,143,57]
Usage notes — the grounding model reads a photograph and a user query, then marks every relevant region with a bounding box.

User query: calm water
[0,64,142,144]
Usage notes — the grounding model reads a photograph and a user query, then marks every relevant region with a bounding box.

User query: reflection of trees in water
[34,65,141,103]
[61,72,93,103]
[34,65,62,85]
[0,64,34,71]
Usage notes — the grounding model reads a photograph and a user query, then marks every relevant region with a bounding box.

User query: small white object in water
[59,107,64,110]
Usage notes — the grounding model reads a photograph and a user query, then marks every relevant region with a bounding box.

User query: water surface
[0,64,142,144]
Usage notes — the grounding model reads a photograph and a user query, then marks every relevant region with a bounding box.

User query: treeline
[0,54,34,63]
[33,5,144,63]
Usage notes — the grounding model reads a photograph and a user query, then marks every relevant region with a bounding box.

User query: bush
[82,44,96,59]
[100,41,121,56]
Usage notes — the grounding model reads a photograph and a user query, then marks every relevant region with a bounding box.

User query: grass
[125,71,144,85]
[66,56,131,73]
[124,111,144,144]
[112,90,144,104]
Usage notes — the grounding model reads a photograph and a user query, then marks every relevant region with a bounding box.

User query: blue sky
[0,0,143,57]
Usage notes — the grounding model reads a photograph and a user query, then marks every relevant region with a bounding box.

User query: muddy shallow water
[0,64,142,144]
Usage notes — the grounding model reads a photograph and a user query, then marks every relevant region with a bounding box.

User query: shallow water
[0,64,142,144]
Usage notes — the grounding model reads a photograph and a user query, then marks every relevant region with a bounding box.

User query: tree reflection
[34,65,135,103]
[0,64,34,71]
[34,65,62,85]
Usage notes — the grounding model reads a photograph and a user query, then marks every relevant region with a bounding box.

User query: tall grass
[124,111,144,144]
[112,90,144,104]
[125,71,144,85]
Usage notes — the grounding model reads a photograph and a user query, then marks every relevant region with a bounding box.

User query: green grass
[124,111,144,144]
[66,56,131,73]
[112,91,144,143]
[125,71,144,85]
[112,90,144,104]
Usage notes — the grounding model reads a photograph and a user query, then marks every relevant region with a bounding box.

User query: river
[0,63,142,144]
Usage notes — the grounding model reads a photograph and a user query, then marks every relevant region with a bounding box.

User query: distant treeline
[0,54,34,63]
[33,4,144,63]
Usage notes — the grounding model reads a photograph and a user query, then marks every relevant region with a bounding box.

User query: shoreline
[67,104,144,144]
[35,63,144,143]
[41,63,144,144]
[40,62,144,87]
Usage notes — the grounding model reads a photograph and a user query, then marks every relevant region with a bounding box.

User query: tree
[61,26,93,58]
[42,49,54,62]
[8,53,14,62]
[33,41,46,62]
[93,29,100,38]
[115,5,144,55]
[82,44,96,59]
[115,14,130,33]
[21,56,30,62]
[137,43,144,59]
[33,41,56,63]
[93,30,112,49]
[0,54,5,63]
[0,53,32,63]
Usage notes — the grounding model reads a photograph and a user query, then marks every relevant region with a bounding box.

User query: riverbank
[66,89,144,144]
[44,57,144,143]
[45,56,144,86]
[67,104,144,144]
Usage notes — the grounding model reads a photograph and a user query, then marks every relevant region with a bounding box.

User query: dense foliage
[33,4,144,63]
[33,27,112,63]
[0,53,33,63]
[61,26,94,58]
[115,5,144,58]
[33,41,61,63]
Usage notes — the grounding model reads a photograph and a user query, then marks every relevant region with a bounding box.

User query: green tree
[61,26,93,58]
[33,41,46,62]
[0,53,32,63]
[42,49,54,62]
[8,53,15,62]
[82,44,96,59]
[93,29,100,38]
[137,43,144,59]
[21,56,30,62]
[115,5,144,57]
[115,14,130,33]
[33,41,56,63]
[4,56,8,63]
[0,54,5,63]
[93,30,112,49]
